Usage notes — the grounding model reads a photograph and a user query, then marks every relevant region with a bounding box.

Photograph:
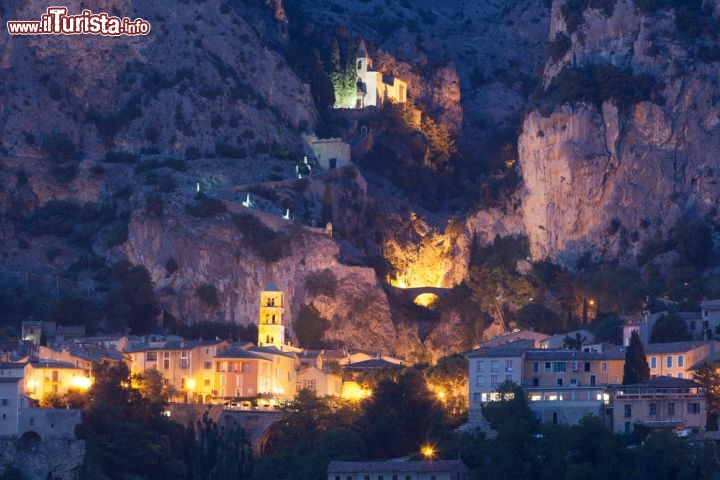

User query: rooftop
[328,460,466,474]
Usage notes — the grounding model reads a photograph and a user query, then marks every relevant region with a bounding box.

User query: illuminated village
[3,0,720,479]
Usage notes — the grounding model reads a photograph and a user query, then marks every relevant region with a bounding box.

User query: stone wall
[0,437,84,480]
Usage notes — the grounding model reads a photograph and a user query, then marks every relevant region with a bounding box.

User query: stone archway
[18,431,41,450]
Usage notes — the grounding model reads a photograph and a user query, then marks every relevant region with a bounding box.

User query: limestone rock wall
[519,0,720,264]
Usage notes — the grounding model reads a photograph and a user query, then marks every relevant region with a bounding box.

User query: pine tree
[623,330,650,384]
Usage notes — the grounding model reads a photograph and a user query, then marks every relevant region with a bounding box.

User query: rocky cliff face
[519,0,720,264]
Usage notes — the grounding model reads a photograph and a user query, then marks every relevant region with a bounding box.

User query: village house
[611,376,707,434]
[644,341,720,379]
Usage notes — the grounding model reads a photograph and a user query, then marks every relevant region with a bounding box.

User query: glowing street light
[186,378,196,391]
[421,444,435,459]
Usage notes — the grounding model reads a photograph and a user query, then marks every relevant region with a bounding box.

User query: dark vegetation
[77,362,253,480]
[543,64,659,110]
[233,213,290,263]
[292,304,331,349]
[257,371,720,480]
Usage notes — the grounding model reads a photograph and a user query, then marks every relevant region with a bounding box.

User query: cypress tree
[623,330,650,384]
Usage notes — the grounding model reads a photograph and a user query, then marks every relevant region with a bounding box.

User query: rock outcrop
[519,0,720,264]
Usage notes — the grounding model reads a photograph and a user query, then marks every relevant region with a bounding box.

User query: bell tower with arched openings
[258,282,285,349]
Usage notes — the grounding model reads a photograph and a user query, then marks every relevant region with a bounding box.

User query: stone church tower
[258,282,285,349]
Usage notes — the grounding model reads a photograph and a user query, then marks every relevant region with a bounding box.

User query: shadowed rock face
[519,0,720,265]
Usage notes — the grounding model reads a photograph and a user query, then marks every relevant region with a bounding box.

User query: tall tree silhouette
[623,330,650,384]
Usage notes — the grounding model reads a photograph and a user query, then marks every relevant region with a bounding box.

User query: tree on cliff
[650,313,691,343]
[623,331,651,384]
[329,37,357,108]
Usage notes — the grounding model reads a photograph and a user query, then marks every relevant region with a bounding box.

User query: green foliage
[195,283,219,307]
[694,362,720,430]
[563,331,587,350]
[650,313,691,342]
[0,466,23,480]
[421,114,458,169]
[590,312,624,344]
[189,413,253,480]
[586,266,646,314]
[105,150,138,163]
[293,304,330,349]
[78,363,190,480]
[673,218,715,267]
[424,354,468,423]
[304,269,337,297]
[233,213,289,263]
[623,331,650,384]
[548,32,572,61]
[50,296,102,333]
[561,0,615,32]
[42,131,76,161]
[185,194,228,218]
[547,64,657,109]
[104,260,160,334]
[22,200,128,249]
[329,37,358,108]
[516,303,564,334]
[482,380,534,429]
[175,321,257,343]
[357,368,444,459]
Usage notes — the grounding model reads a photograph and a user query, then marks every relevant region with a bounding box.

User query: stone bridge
[389,286,452,305]
[167,404,285,454]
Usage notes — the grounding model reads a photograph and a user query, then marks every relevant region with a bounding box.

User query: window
[668,403,675,415]
[204,379,211,387]
[180,359,189,369]
[476,376,484,387]
[532,362,539,373]
[666,356,673,369]
[584,362,591,372]
[571,361,578,371]
[556,378,563,386]
[146,352,158,361]
[52,371,58,382]
[553,362,566,372]
[688,403,700,414]
[379,476,384,480]
[242,363,251,373]
[506,375,513,381]
[570,378,578,386]
[204,362,212,369]
[473,393,480,404]
[532,378,539,387]
[476,360,485,372]
[364,475,370,480]
[690,321,696,331]
[1,399,8,407]
[163,359,170,369]
[490,360,499,372]
[552,412,558,424]
[678,355,684,368]
[650,357,657,369]
[181,378,186,389]
[545,362,551,373]
[678,373,683,379]
[649,403,657,415]
[505,360,513,371]
[490,375,498,387]
[601,362,608,372]
[624,404,632,418]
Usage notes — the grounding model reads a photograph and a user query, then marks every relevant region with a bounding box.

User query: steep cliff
[519,0,720,264]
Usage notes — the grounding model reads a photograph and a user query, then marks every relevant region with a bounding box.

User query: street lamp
[421,444,435,459]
